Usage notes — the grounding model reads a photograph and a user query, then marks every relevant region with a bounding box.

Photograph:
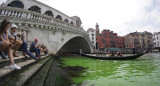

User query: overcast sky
[1,0,160,36]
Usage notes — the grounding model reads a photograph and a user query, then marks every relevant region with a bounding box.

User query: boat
[81,53,145,60]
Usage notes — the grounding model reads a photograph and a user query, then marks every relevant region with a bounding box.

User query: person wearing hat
[8,24,23,57]
[9,24,38,60]
[30,38,40,58]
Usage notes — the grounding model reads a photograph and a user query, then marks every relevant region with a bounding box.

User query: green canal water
[60,54,160,86]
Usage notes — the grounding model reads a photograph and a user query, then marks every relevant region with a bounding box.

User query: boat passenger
[117,51,123,56]
[111,51,114,56]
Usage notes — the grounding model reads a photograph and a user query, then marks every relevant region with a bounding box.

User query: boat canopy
[109,48,125,50]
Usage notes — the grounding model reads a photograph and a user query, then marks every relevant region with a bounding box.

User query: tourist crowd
[0,19,48,70]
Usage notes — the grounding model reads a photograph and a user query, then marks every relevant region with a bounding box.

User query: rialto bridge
[0,0,94,54]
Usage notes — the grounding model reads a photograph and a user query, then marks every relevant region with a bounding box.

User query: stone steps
[0,52,50,85]
[0,56,33,68]
[23,57,54,86]
[0,51,47,68]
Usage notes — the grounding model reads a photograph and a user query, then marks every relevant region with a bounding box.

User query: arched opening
[64,19,69,23]
[56,15,62,20]
[28,6,41,13]
[70,21,74,25]
[45,10,54,17]
[58,37,91,54]
[7,1,24,9]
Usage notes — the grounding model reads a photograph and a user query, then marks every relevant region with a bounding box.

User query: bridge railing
[0,6,94,49]
[0,6,83,31]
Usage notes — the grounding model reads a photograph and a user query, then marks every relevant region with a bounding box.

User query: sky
[0,0,160,36]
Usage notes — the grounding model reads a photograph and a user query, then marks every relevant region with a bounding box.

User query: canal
[58,54,160,86]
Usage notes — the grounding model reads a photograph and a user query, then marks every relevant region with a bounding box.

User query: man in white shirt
[8,24,22,57]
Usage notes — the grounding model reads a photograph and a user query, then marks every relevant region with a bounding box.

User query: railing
[0,6,84,32]
[0,6,94,49]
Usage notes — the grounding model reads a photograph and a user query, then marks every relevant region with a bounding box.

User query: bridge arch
[57,36,92,54]
[7,0,24,9]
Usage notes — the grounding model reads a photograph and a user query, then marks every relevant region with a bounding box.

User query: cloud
[1,0,159,36]
[116,0,160,36]
[37,0,160,36]
[0,0,6,4]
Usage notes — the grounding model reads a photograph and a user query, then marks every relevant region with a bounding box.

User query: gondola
[81,52,145,60]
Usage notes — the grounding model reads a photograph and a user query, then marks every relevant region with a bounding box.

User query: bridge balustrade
[0,6,94,49]
[0,6,83,31]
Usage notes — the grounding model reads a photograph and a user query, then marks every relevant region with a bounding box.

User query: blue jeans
[0,51,8,59]
[30,47,40,57]
[18,42,37,60]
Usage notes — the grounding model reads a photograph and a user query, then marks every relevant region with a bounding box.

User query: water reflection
[61,54,160,86]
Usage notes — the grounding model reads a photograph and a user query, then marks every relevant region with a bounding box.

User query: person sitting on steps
[30,38,41,59]
[0,19,21,70]
[8,24,23,57]
[9,24,38,60]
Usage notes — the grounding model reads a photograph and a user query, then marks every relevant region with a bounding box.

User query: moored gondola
[81,53,145,60]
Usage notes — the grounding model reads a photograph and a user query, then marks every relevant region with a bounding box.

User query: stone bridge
[0,0,94,54]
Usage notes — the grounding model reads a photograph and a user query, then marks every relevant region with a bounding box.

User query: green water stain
[60,54,160,86]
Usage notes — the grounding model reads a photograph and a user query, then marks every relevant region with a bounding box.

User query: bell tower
[96,23,99,35]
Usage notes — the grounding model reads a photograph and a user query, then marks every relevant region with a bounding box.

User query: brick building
[95,24,124,51]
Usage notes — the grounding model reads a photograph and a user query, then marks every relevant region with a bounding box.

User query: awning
[153,49,159,52]
[153,50,159,52]
[109,48,125,50]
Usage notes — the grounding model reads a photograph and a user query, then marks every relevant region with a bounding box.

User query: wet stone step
[0,55,50,86]
[0,55,49,83]
[0,56,33,68]
[23,57,54,86]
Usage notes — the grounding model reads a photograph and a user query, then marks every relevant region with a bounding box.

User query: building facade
[152,32,160,52]
[95,24,124,51]
[124,31,153,52]
[87,28,96,48]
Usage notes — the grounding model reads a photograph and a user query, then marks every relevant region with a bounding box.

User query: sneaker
[10,64,21,70]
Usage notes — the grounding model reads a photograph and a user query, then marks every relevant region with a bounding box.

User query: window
[45,10,54,17]
[92,34,94,36]
[56,15,62,20]
[64,19,69,23]
[8,1,24,9]
[28,6,41,13]
[92,37,94,40]
[70,21,74,25]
